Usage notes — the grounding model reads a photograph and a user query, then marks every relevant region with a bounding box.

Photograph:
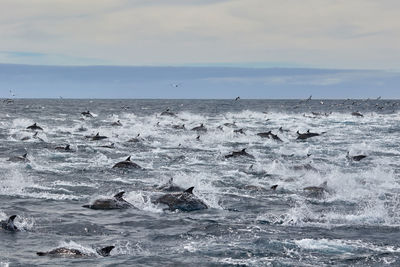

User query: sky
[0,0,399,69]
[0,1,399,98]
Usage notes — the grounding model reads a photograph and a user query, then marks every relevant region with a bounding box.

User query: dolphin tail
[97,246,115,257]
[184,187,194,194]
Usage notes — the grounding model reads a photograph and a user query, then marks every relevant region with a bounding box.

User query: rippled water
[1,99,400,266]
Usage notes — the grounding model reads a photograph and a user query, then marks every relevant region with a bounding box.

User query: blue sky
[0,1,399,98]
[1,64,399,99]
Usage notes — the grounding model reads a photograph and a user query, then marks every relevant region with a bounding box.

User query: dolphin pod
[0,215,18,232]
[37,245,115,257]
[83,192,134,210]
[154,187,208,212]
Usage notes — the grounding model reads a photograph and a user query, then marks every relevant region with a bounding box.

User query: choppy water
[1,99,400,266]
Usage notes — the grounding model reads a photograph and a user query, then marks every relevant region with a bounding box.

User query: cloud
[0,0,399,69]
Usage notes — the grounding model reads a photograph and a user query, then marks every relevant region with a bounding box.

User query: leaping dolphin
[154,187,208,212]
[83,192,134,210]
[160,109,176,117]
[27,123,43,131]
[81,111,94,118]
[351,111,363,117]
[112,156,142,169]
[37,245,114,257]
[0,215,18,232]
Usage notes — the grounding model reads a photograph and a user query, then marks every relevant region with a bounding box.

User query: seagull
[170,83,181,88]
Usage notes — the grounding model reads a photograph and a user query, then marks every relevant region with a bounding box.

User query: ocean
[1,99,400,266]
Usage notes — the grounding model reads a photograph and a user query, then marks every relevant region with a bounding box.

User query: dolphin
[77,126,88,132]
[223,122,237,128]
[233,128,245,134]
[81,111,94,118]
[303,181,330,198]
[156,178,185,192]
[191,124,207,132]
[154,187,208,212]
[55,144,72,151]
[112,156,142,169]
[27,123,43,131]
[111,120,122,126]
[0,215,18,232]
[37,245,114,257]
[296,130,321,140]
[257,131,282,142]
[21,132,43,141]
[172,124,185,129]
[127,134,141,143]
[351,111,363,117]
[91,132,108,141]
[225,148,254,159]
[8,153,29,163]
[99,143,115,149]
[160,109,176,117]
[83,192,134,210]
[346,152,367,161]
[279,127,289,133]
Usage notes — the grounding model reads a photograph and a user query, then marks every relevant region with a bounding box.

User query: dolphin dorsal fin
[8,215,17,223]
[241,148,246,152]
[65,145,70,150]
[96,132,99,136]
[97,246,115,257]
[168,177,173,183]
[114,192,125,200]
[33,123,37,126]
[184,187,194,194]
[22,153,27,158]
[296,130,300,135]
[125,156,131,161]
[320,181,328,187]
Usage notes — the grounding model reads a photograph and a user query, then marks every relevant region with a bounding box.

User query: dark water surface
[1,99,400,266]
